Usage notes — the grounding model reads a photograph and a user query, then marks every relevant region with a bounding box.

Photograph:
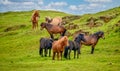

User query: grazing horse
[39,37,53,57]
[45,16,62,25]
[64,34,85,59]
[31,10,40,29]
[81,31,105,54]
[40,22,66,39]
[52,36,69,60]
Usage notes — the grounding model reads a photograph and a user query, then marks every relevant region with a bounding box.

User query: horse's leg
[62,29,66,36]
[34,23,36,29]
[91,45,95,54]
[57,52,59,60]
[46,49,48,56]
[36,22,38,28]
[79,44,82,54]
[52,52,56,60]
[77,45,80,58]
[44,48,47,57]
[68,50,71,59]
[40,48,43,57]
[32,23,35,29]
[50,34,54,39]
[74,50,76,59]
[77,50,79,58]
[60,51,63,60]
[49,49,51,57]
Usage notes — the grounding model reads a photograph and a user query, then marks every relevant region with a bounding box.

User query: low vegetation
[0,7,120,71]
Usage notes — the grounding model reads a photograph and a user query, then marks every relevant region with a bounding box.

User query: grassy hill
[0,7,120,71]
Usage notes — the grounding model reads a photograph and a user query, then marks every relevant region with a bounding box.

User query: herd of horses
[31,10,105,60]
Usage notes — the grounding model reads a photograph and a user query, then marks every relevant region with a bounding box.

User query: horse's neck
[45,23,53,29]
[74,37,81,44]
[60,40,66,47]
[92,34,100,40]
[75,40,81,45]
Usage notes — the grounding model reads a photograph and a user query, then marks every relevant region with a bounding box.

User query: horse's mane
[45,23,53,28]
[32,10,39,17]
[74,34,84,43]
[58,36,68,46]
[93,31,104,36]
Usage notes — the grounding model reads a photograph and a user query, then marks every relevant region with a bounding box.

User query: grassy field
[0,7,120,71]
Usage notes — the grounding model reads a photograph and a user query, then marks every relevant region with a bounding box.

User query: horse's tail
[64,46,68,59]
[62,29,66,36]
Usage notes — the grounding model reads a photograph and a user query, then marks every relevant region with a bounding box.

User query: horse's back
[51,17,62,25]
[49,25,66,33]
[81,35,98,45]
[40,38,46,48]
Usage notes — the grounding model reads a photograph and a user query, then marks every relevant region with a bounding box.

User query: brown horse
[52,36,69,60]
[80,31,105,54]
[40,22,66,39]
[31,10,40,29]
[45,16,62,25]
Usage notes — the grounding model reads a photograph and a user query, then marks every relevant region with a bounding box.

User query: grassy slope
[0,7,120,71]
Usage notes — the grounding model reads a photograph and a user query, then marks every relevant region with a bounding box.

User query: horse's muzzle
[102,36,105,39]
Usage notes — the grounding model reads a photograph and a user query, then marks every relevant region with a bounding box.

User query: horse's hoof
[91,53,94,54]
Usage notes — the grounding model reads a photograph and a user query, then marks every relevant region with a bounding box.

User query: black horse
[80,31,105,54]
[39,37,53,57]
[64,34,85,59]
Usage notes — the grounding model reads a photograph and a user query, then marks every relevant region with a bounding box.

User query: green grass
[0,7,120,71]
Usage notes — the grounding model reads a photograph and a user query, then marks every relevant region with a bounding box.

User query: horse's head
[74,34,86,43]
[40,22,46,30]
[61,36,69,47]
[45,16,52,23]
[98,31,105,39]
[49,38,54,43]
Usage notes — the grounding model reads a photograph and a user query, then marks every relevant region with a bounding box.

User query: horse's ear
[98,32,103,36]
[79,34,84,37]
[65,36,68,40]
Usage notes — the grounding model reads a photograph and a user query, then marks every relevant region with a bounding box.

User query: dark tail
[64,47,68,59]
[62,29,66,36]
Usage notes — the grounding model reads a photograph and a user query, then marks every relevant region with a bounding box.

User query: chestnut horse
[40,22,66,39]
[45,16,62,25]
[52,36,69,60]
[80,31,105,54]
[31,10,40,29]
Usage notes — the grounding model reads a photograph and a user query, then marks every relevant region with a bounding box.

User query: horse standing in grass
[40,22,66,39]
[31,10,40,29]
[39,37,53,57]
[64,34,86,59]
[52,36,69,60]
[80,31,105,54]
[45,16,62,26]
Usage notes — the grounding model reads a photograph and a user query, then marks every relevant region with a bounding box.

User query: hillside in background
[0,7,120,71]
